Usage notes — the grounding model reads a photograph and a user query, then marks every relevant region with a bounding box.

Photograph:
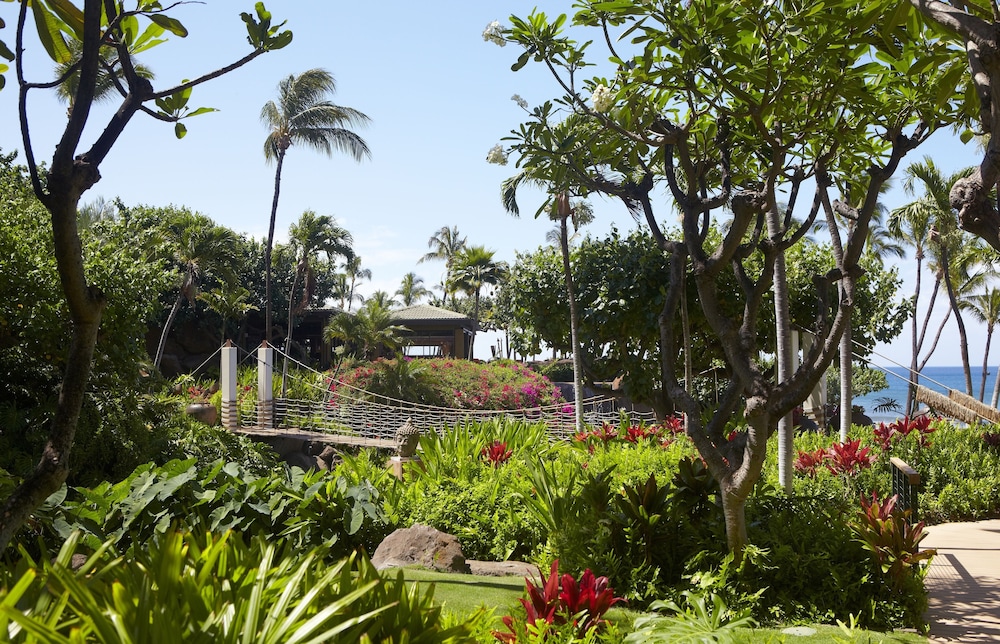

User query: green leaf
[149,13,188,38]
[47,0,85,40]
[174,122,187,138]
[266,29,292,51]
[960,128,975,144]
[512,50,531,72]
[31,0,73,63]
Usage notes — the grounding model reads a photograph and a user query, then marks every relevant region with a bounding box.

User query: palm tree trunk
[981,326,993,402]
[559,216,585,434]
[282,262,304,397]
[154,293,185,370]
[940,247,974,394]
[906,257,922,416]
[265,151,286,344]
[470,289,480,357]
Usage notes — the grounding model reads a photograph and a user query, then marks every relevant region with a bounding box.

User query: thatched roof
[914,385,1000,424]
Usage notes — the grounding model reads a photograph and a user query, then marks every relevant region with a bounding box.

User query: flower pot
[185,402,218,426]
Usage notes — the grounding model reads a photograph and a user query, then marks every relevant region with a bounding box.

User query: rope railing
[234,345,657,440]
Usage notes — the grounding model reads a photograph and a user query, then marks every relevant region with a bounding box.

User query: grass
[394,567,929,643]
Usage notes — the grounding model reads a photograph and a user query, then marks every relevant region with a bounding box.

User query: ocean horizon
[852,365,998,425]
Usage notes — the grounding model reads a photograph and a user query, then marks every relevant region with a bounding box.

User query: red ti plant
[481,440,513,467]
[793,448,827,478]
[493,560,624,642]
[873,416,937,450]
[624,423,656,443]
[825,439,875,476]
[851,493,935,593]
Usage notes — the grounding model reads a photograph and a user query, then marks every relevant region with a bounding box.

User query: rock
[468,560,539,578]
[371,524,470,573]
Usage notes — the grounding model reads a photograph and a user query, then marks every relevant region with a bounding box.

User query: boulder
[371,524,470,573]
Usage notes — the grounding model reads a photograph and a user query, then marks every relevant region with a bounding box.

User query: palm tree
[154,213,239,370]
[396,272,431,307]
[323,299,410,361]
[450,246,507,357]
[889,158,975,412]
[341,255,371,312]
[54,39,154,112]
[366,290,397,309]
[261,68,370,343]
[282,210,353,389]
[419,226,467,305]
[197,286,258,343]
[961,287,1000,402]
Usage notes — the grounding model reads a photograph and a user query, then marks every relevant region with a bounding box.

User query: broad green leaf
[174,122,187,138]
[266,29,292,51]
[31,0,73,63]
[47,0,85,40]
[149,13,188,38]
[960,128,975,144]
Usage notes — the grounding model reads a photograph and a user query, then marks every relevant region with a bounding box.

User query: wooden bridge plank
[233,427,396,450]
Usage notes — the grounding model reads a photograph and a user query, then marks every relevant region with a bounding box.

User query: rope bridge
[222,343,657,445]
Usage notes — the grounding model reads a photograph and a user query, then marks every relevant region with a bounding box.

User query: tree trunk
[767,210,794,493]
[840,326,852,442]
[0,191,105,552]
[282,261,304,397]
[559,215,585,434]
[940,246,974,394]
[265,152,286,344]
[470,289,480,357]
[154,292,185,370]
[981,326,993,402]
[906,256,922,416]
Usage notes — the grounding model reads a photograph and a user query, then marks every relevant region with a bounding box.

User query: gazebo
[391,305,474,359]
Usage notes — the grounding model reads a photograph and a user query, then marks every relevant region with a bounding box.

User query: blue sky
[0,2,986,367]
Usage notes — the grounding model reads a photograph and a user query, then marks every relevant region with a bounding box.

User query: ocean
[851,365,998,425]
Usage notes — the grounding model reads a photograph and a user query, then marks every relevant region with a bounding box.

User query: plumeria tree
[0,1,291,552]
[491,0,966,557]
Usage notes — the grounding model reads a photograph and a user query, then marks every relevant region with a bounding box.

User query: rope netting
[236,347,657,440]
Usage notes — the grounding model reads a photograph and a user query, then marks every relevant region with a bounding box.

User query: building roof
[391,304,472,324]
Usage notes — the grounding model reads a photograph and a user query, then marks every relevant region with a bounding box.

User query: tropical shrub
[625,592,755,644]
[850,493,934,631]
[0,530,476,643]
[23,459,393,560]
[330,358,564,410]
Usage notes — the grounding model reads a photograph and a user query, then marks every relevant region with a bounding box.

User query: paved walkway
[923,519,1000,642]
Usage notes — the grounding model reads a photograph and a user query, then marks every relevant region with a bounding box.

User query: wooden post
[221,341,238,430]
[258,341,274,429]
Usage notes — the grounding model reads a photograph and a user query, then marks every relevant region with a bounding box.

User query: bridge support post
[221,341,238,430]
[258,342,274,429]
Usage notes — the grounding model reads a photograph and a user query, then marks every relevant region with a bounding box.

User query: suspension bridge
[211,342,656,451]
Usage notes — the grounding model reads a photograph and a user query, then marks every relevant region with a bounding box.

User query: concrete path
[923,519,1000,642]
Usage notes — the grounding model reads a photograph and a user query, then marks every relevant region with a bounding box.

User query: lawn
[396,567,929,643]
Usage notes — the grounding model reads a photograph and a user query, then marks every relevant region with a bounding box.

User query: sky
[0,2,988,368]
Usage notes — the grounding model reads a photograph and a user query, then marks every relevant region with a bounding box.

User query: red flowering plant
[825,439,876,476]
[873,415,937,450]
[851,493,935,594]
[481,440,513,467]
[793,447,827,478]
[493,560,624,643]
[623,422,657,444]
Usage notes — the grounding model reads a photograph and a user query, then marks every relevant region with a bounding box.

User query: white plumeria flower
[511,94,529,109]
[591,84,614,113]
[483,20,506,47]
[486,144,509,165]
